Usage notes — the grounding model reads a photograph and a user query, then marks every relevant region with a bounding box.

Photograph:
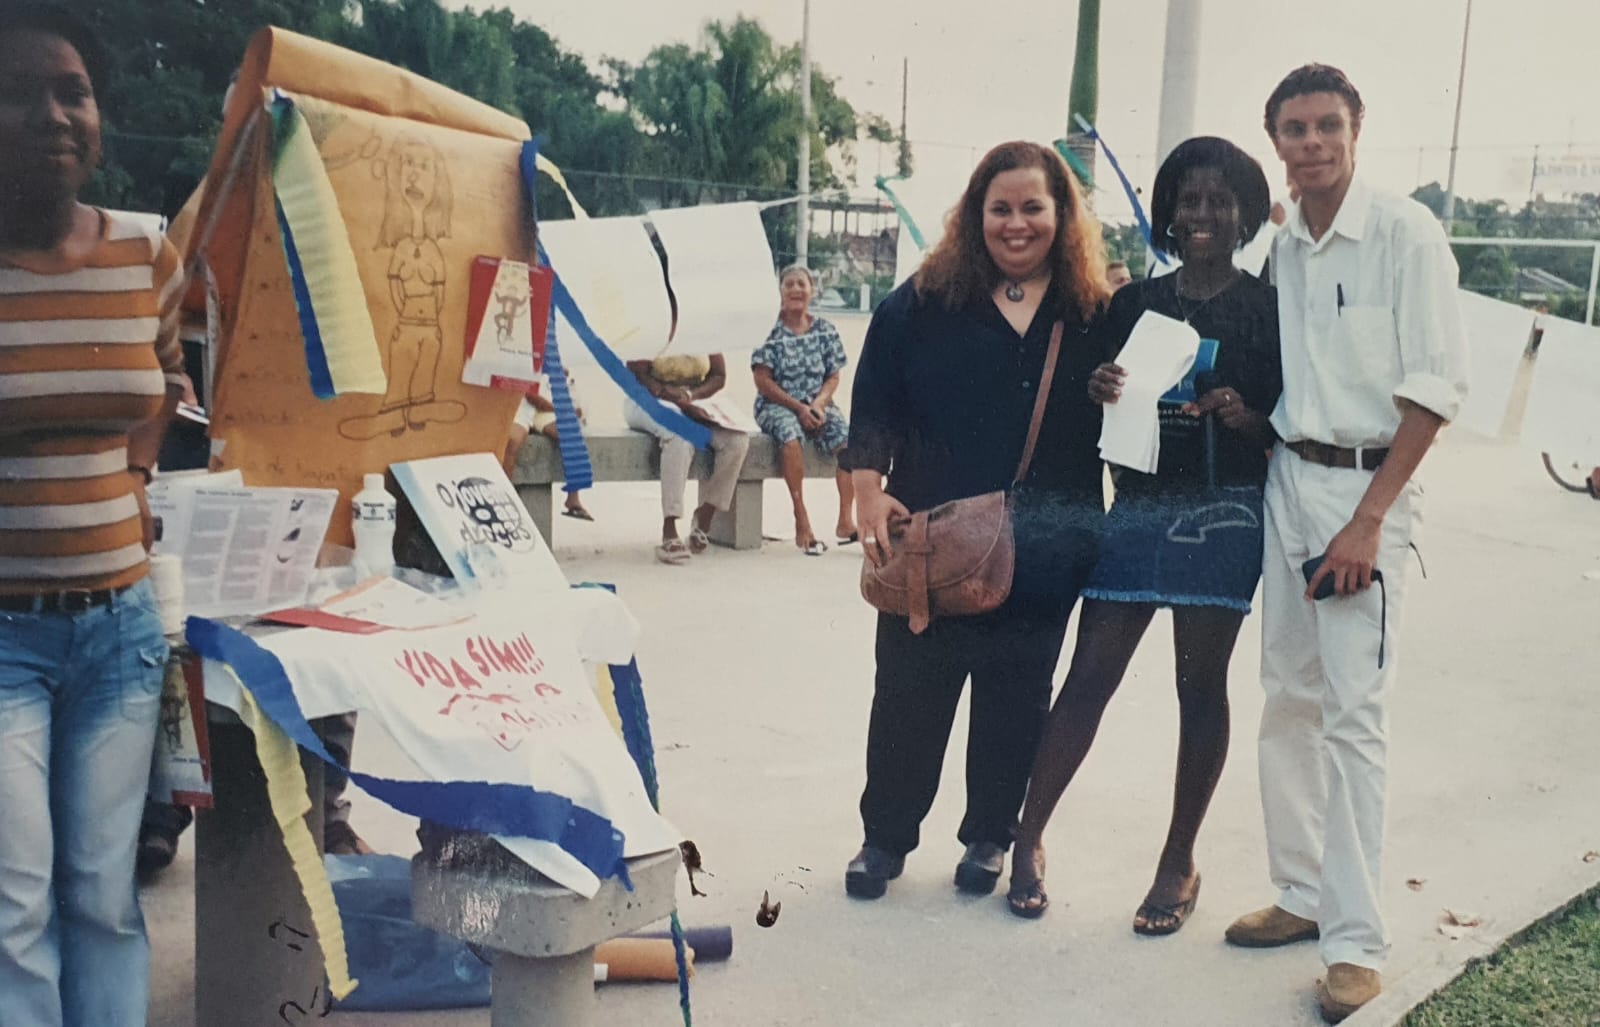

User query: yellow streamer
[536,153,590,220]
[227,668,359,1001]
[593,664,624,737]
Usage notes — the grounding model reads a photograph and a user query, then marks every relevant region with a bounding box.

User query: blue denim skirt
[1081,485,1265,613]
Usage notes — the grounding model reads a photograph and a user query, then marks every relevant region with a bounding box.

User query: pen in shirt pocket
[1336,283,1345,316]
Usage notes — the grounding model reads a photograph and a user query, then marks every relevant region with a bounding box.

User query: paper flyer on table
[1098,311,1201,473]
[153,486,339,618]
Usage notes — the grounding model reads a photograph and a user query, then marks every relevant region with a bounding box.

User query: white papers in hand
[1097,311,1201,474]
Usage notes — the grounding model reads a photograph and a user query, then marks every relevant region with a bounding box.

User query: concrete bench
[412,844,682,1027]
[510,430,838,549]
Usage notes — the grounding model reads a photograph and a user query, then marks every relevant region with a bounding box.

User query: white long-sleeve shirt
[1269,174,1469,449]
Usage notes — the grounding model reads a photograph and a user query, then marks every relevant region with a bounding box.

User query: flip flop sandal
[1006,879,1049,920]
[561,507,596,521]
[803,540,828,556]
[655,539,691,565]
[1132,874,1201,936]
[688,527,711,554]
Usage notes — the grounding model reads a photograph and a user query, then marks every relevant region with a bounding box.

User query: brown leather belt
[1287,439,1389,471]
[0,585,131,614]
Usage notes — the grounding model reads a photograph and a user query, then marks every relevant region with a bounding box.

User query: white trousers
[1258,445,1422,971]
[623,399,750,520]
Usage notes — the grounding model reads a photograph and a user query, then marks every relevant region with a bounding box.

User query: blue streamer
[1073,115,1171,267]
[519,141,711,451]
[607,656,691,1026]
[274,199,336,399]
[539,311,595,493]
[186,617,630,885]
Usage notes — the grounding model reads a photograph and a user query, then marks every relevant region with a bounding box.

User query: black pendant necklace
[1004,281,1026,302]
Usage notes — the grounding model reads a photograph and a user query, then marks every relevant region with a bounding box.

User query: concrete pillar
[517,482,554,547]
[709,480,766,550]
[490,951,594,1027]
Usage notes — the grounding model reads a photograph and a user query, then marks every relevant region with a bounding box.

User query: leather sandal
[1132,874,1201,936]
[1006,878,1049,919]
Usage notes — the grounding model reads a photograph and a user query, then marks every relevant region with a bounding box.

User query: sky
[476,0,1600,223]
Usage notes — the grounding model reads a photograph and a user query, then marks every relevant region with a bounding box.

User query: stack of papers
[1097,311,1201,473]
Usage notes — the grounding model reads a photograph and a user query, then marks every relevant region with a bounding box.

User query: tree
[615,18,866,203]
[1062,0,1101,185]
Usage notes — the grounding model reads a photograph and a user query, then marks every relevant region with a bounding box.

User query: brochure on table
[148,476,338,618]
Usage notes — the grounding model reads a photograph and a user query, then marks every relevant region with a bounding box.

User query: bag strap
[905,511,933,635]
[1012,320,1064,486]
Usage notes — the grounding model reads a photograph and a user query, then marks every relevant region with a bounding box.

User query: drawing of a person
[340,135,466,439]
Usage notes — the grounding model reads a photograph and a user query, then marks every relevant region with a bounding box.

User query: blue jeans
[0,578,168,1027]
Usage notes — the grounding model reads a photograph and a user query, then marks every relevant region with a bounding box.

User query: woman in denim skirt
[1007,137,1281,930]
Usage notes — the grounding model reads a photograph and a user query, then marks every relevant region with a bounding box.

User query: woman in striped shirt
[0,6,185,1024]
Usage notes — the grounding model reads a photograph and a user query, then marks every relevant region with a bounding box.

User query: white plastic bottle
[351,473,396,578]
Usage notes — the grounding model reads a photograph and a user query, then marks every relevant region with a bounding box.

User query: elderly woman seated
[751,265,856,554]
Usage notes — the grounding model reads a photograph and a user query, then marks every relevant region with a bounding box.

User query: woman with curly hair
[843,141,1110,900]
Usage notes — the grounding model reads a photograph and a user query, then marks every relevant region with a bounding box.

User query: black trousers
[858,599,1075,857]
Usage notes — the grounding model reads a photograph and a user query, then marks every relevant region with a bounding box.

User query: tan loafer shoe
[1315,963,1381,1023]
[1224,905,1320,947]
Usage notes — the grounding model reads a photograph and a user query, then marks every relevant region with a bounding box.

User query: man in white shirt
[1223,64,1469,1023]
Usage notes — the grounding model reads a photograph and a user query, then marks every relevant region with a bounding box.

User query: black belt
[0,585,131,614]
[1287,439,1389,471]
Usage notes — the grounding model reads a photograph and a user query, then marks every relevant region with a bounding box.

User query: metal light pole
[1441,0,1474,236]
[796,0,811,266]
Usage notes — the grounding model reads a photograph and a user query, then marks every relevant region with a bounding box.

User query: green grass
[1403,892,1600,1027]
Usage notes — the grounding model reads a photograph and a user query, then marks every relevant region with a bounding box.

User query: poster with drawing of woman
[340,135,467,439]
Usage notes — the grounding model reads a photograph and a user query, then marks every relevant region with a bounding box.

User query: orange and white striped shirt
[0,209,186,594]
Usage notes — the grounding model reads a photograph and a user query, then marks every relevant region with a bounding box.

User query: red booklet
[462,257,552,394]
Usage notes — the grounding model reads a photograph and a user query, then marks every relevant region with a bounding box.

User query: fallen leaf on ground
[1438,908,1484,940]
[755,890,781,928]
[1406,878,1426,891]
[1583,851,1599,863]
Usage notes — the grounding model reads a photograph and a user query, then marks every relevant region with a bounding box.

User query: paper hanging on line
[647,203,778,357]
[1521,314,1600,464]
[1098,311,1201,473]
[537,216,674,361]
[1454,289,1537,438]
[147,486,339,618]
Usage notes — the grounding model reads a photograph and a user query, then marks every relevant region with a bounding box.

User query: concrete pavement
[144,314,1600,1026]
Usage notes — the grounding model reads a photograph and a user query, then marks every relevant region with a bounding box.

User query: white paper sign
[389,451,568,595]
[1098,311,1201,473]
[538,216,674,360]
[648,202,777,357]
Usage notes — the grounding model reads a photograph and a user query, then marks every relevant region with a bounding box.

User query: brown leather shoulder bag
[860,320,1063,634]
